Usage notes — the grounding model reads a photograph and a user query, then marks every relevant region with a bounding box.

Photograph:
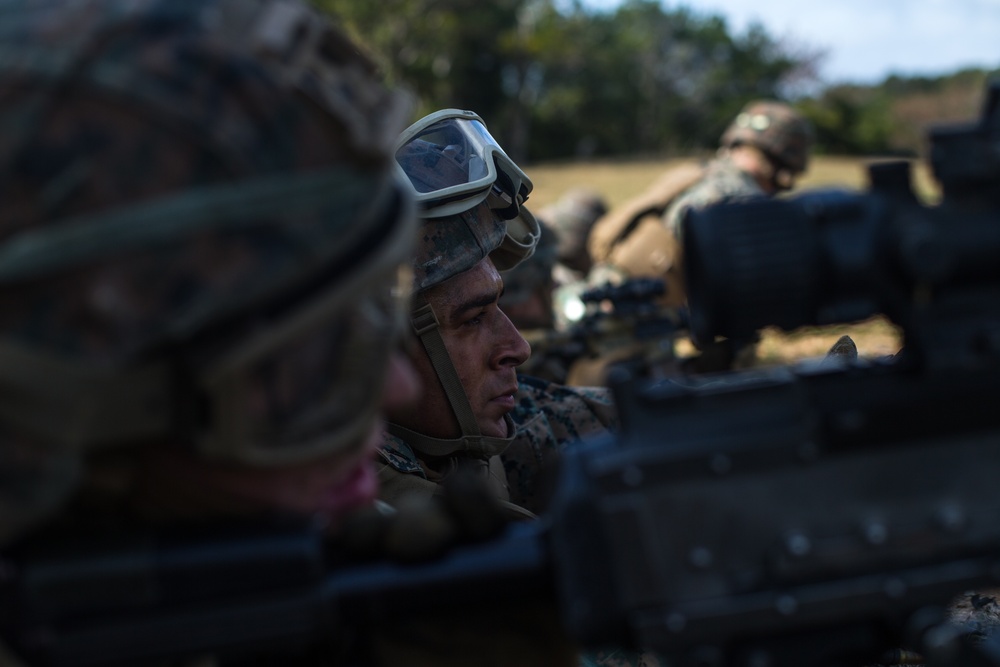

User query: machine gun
[552,79,1000,665]
[522,277,684,384]
[5,84,1000,667]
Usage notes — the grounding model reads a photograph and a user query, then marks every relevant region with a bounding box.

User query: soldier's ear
[773,168,796,191]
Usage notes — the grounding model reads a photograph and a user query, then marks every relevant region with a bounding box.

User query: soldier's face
[390,257,531,439]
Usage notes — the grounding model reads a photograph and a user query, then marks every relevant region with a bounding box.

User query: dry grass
[755,317,902,365]
[526,155,919,363]
[524,154,939,210]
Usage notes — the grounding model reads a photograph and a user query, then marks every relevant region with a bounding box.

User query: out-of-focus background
[315,0,999,165]
[315,0,998,362]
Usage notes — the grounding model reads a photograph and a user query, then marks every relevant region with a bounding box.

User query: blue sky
[578,0,1000,84]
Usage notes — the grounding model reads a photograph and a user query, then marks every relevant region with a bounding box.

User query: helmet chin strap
[386,293,513,459]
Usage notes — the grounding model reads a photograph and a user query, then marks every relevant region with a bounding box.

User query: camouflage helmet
[0,0,414,538]
[720,100,814,173]
[394,109,540,293]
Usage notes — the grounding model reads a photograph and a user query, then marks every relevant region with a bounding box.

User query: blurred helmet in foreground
[0,0,415,541]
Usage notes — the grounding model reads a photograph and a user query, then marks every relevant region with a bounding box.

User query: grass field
[524,154,939,210]
[524,155,924,364]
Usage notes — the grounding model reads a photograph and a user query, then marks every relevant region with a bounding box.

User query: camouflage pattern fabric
[377,375,617,515]
[411,200,508,292]
[662,154,766,241]
[0,0,406,365]
[502,375,617,514]
[377,433,515,511]
[0,0,412,541]
[950,589,1000,641]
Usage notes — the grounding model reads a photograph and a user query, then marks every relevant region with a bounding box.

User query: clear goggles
[394,109,532,220]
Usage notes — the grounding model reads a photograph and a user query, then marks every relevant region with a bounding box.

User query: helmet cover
[720,100,814,173]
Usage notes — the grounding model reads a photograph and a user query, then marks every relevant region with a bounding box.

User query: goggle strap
[409,295,482,439]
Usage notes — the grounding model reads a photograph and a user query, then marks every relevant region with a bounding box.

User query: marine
[583,100,815,372]
[379,108,618,517]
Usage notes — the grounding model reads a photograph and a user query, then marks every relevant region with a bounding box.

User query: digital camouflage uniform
[379,375,616,515]
[661,154,766,240]
[0,0,412,541]
[651,103,811,370]
[587,100,812,300]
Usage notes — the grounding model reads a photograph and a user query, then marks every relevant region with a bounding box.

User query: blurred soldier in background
[588,100,813,307]
[383,109,618,517]
[583,100,814,371]
[499,220,559,332]
[501,222,583,384]
[539,187,608,288]
[501,190,612,384]
[665,100,814,234]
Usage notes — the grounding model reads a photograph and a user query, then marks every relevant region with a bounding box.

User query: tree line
[314,0,998,163]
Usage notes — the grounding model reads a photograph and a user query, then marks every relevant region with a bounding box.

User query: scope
[681,81,1000,368]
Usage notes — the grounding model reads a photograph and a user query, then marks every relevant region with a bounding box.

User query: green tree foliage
[797,86,896,156]
[795,69,997,158]
[315,0,809,161]
[881,68,996,155]
[312,0,997,160]
[315,0,523,120]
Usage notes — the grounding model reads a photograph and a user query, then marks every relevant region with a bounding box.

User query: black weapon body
[550,352,1000,667]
